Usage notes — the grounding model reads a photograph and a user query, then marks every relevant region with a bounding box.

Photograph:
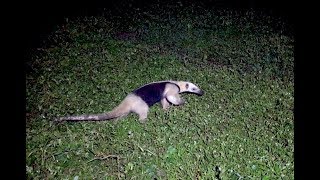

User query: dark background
[12,0,300,179]
[23,0,294,50]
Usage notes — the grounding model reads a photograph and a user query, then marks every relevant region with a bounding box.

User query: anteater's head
[178,81,204,96]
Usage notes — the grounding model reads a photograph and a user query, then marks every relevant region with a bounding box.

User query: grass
[26,3,294,179]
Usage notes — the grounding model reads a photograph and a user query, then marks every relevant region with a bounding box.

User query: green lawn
[26,4,294,179]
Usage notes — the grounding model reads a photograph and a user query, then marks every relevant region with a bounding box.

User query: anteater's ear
[186,83,189,89]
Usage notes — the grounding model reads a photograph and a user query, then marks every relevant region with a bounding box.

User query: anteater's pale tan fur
[55,81,204,123]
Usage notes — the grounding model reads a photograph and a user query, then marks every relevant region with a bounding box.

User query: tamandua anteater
[55,81,204,123]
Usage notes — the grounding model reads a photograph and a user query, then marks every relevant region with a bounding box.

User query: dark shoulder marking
[133,81,178,106]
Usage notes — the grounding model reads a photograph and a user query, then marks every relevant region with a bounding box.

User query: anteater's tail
[55,97,132,122]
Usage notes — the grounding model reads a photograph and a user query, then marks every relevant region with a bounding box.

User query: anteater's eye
[192,88,197,91]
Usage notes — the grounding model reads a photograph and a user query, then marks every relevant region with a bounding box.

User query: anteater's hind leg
[131,101,149,123]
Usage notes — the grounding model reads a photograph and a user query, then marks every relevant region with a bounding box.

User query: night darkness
[25,0,294,51]
[18,0,300,179]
